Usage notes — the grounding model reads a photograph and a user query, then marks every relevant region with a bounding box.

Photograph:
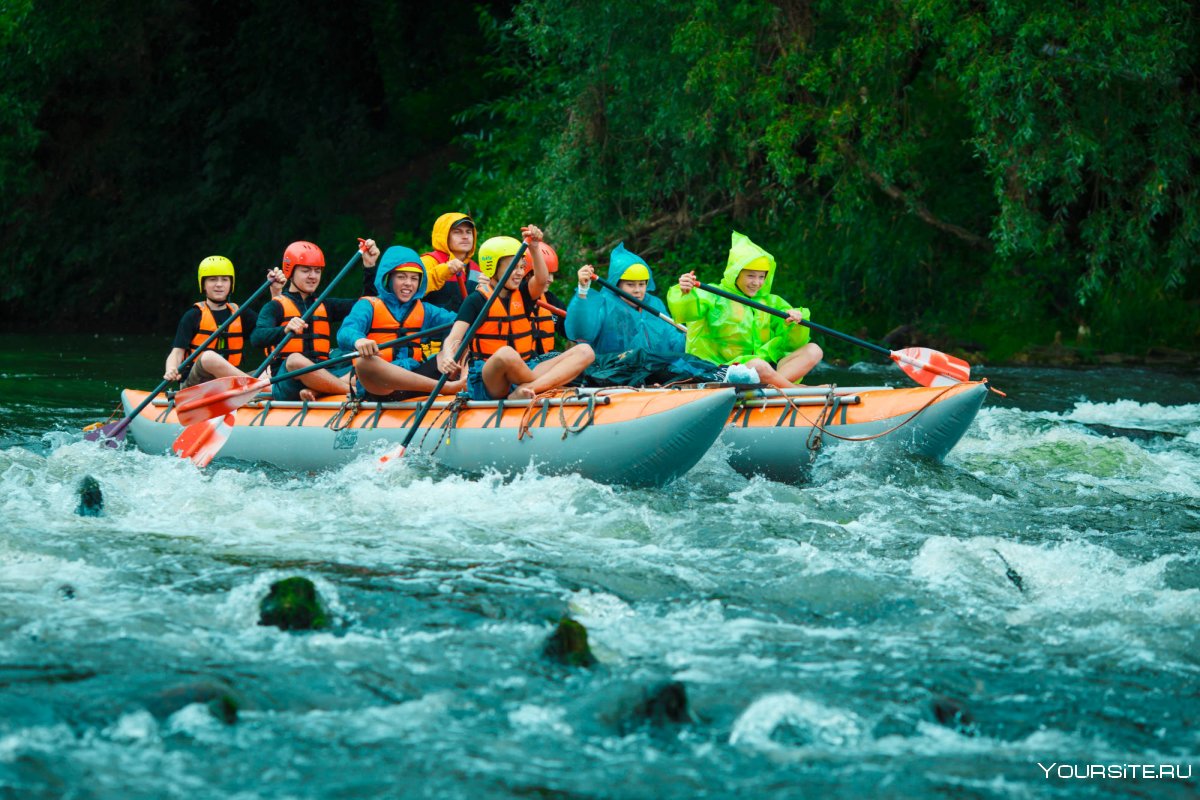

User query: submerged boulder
[259,577,330,631]
[931,694,976,736]
[633,681,694,727]
[542,617,596,667]
[75,475,103,517]
[146,681,240,724]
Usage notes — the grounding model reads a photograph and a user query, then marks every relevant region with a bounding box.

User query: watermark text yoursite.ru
[1038,763,1193,780]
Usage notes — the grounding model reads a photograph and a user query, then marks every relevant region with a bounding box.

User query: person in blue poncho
[336,245,465,401]
[565,242,685,355]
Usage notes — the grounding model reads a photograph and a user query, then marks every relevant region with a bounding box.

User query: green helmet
[477,236,522,278]
[197,255,235,294]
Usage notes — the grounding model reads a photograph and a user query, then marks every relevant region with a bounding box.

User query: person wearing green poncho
[666,232,822,388]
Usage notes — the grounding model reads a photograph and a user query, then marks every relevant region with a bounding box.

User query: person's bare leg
[284,353,350,398]
[356,357,442,396]
[776,343,823,383]
[742,357,793,389]
[482,348,535,399]
[196,350,248,379]
[519,344,595,395]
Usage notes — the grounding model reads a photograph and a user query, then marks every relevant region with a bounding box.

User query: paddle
[691,280,971,387]
[591,275,686,332]
[172,324,454,426]
[536,299,566,318]
[170,324,454,466]
[378,238,532,465]
[85,273,279,446]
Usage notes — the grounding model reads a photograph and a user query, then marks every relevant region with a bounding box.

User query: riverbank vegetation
[2,0,1197,363]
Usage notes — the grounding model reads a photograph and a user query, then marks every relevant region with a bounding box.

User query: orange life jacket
[531,302,556,355]
[364,296,427,363]
[269,294,330,360]
[471,289,537,361]
[188,302,244,366]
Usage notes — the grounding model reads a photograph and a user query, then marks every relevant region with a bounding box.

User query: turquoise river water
[1,334,1198,798]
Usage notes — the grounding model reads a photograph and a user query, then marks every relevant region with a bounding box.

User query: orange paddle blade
[174,377,269,426]
[377,443,407,467]
[890,347,971,387]
[172,413,235,467]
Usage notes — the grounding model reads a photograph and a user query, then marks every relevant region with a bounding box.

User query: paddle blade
[377,443,406,467]
[891,347,971,387]
[84,419,128,447]
[174,377,268,426]
[172,413,235,467]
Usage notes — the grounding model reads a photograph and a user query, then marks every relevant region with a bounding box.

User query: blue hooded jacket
[564,242,684,355]
[337,246,457,369]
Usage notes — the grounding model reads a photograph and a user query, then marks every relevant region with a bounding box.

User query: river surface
[1,334,1198,798]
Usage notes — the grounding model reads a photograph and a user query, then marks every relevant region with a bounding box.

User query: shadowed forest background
[3,0,1198,363]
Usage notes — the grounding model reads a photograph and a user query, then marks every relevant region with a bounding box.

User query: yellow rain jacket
[666,232,810,366]
[420,212,478,293]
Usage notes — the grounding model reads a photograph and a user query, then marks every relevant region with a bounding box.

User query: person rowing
[336,245,466,400]
[668,231,823,388]
[252,240,369,401]
[566,242,684,355]
[163,256,283,389]
[437,226,594,401]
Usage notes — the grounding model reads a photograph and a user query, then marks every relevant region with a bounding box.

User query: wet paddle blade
[172,413,235,467]
[174,377,269,426]
[891,347,971,387]
[377,443,406,467]
[83,419,129,447]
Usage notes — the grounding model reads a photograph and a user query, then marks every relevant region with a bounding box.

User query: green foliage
[460,0,1199,354]
[1,0,1196,358]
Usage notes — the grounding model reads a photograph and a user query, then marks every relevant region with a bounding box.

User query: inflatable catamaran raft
[119,380,986,485]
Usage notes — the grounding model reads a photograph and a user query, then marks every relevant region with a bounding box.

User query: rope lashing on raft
[796,383,963,459]
[419,393,469,456]
[328,396,363,432]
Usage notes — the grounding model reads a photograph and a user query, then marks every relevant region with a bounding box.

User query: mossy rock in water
[931,694,976,736]
[146,681,240,725]
[634,681,693,726]
[542,617,596,667]
[259,577,330,631]
[75,475,103,517]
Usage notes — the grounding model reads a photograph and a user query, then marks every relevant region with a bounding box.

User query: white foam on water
[729,691,867,754]
[912,536,1199,626]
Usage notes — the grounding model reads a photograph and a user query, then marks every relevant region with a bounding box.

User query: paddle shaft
[593,276,686,332]
[266,324,452,384]
[394,241,531,454]
[253,248,364,377]
[694,281,890,357]
[107,276,277,436]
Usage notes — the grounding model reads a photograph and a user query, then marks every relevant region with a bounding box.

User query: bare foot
[299,388,317,402]
[507,384,536,401]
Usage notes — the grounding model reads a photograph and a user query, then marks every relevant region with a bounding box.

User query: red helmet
[525,241,558,273]
[281,241,325,280]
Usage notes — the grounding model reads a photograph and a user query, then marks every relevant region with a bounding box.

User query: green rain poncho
[666,232,810,366]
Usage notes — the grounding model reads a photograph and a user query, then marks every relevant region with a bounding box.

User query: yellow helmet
[197,255,235,293]
[477,236,522,278]
[619,263,650,282]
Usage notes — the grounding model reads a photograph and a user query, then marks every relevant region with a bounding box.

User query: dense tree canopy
[2,0,1197,359]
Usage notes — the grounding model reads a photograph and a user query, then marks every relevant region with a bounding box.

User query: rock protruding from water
[634,681,693,726]
[931,695,976,736]
[259,577,330,631]
[75,476,103,517]
[542,617,596,667]
[1081,422,1180,442]
[146,681,240,724]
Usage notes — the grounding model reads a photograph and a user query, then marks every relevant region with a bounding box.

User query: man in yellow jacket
[667,232,822,388]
